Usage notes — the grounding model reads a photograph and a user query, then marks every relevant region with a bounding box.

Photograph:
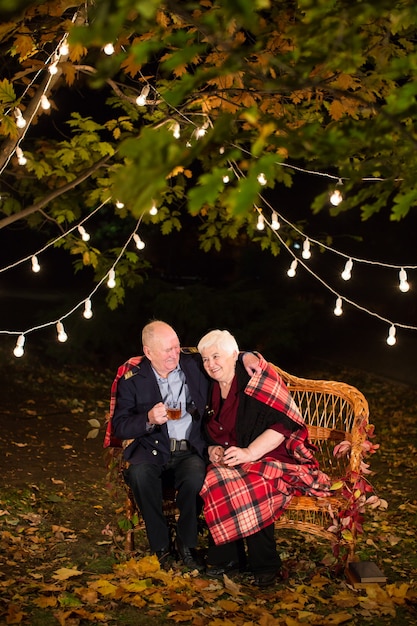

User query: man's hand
[148,402,168,425]
[208,445,225,464]
[242,352,261,376]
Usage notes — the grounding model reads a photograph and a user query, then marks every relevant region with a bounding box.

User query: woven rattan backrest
[271,364,369,479]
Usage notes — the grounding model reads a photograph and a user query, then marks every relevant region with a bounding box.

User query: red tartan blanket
[200,357,332,544]
[103,356,142,448]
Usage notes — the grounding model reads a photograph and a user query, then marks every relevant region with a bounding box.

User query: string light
[107,268,116,288]
[302,238,311,259]
[257,172,267,185]
[399,268,410,292]
[149,202,158,216]
[341,258,353,281]
[40,94,51,110]
[56,321,68,342]
[77,225,90,241]
[83,299,93,319]
[195,120,209,138]
[386,325,397,346]
[13,334,25,358]
[103,43,115,55]
[48,60,58,75]
[59,41,69,56]
[171,122,180,139]
[329,179,344,206]
[31,255,40,273]
[222,173,230,183]
[115,200,124,209]
[256,213,265,230]
[334,296,343,316]
[14,108,27,128]
[271,211,280,230]
[136,85,150,106]
[287,259,298,277]
[16,146,27,165]
[133,233,145,250]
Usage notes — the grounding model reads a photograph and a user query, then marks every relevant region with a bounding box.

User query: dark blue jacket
[112,353,209,464]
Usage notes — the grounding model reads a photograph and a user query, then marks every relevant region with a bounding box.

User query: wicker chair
[271,363,370,563]
[108,360,370,560]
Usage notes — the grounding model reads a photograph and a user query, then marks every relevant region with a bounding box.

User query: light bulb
[149,202,158,216]
[15,108,27,128]
[48,61,58,75]
[83,299,93,319]
[136,85,150,106]
[40,94,51,110]
[103,43,115,55]
[219,146,225,154]
[302,238,311,259]
[59,42,69,56]
[287,259,297,278]
[222,174,230,184]
[107,268,116,288]
[195,120,209,138]
[386,325,396,346]
[133,233,145,250]
[330,188,343,206]
[16,146,27,165]
[31,255,40,273]
[13,334,25,358]
[115,200,124,209]
[399,268,410,292]
[172,122,180,139]
[56,321,68,342]
[341,258,353,281]
[257,173,267,185]
[78,225,90,241]
[271,212,280,230]
[334,296,343,316]
[256,214,265,230]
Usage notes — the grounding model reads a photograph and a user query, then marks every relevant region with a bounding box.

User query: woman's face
[201,344,237,383]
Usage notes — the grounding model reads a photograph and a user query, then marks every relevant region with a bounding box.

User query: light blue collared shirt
[152,365,192,440]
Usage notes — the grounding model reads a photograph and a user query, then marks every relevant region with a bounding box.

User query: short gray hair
[197,329,239,355]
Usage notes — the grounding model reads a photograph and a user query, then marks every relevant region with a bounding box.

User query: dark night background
[1,171,417,386]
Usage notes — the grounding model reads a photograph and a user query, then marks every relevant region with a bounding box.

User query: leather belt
[170,438,190,452]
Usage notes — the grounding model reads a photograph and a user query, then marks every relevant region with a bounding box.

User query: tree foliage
[1,0,417,303]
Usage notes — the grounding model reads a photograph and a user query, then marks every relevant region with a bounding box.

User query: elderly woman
[198,329,331,588]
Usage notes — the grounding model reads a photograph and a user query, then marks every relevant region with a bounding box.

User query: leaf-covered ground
[0,350,416,625]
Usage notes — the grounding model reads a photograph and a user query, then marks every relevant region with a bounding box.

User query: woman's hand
[208,445,225,464]
[223,446,253,466]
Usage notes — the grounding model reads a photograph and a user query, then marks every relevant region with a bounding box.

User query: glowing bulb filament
[107,268,116,288]
[341,258,353,281]
[330,188,343,206]
[302,238,311,259]
[116,200,124,209]
[399,268,410,292]
[83,299,93,319]
[78,225,90,241]
[149,202,158,216]
[287,259,297,278]
[13,334,25,358]
[222,174,230,184]
[15,108,27,128]
[257,173,267,185]
[41,94,51,110]
[56,321,68,343]
[172,122,180,139]
[386,325,396,346]
[271,212,280,230]
[133,233,145,250]
[136,85,150,106]
[31,255,40,273]
[334,296,343,316]
[48,61,58,75]
[59,41,69,56]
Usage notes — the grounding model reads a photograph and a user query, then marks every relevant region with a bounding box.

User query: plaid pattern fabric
[103,356,142,448]
[200,356,331,544]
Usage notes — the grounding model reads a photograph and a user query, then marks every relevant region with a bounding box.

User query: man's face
[144,326,181,378]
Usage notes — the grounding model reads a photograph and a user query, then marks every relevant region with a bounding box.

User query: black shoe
[206,561,240,579]
[176,537,204,571]
[155,547,171,570]
[253,570,278,588]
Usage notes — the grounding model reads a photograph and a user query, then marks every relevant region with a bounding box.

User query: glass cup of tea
[166,401,181,420]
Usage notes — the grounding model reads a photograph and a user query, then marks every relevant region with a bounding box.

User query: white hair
[197,329,239,355]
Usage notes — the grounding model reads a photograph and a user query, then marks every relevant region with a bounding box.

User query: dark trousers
[207,522,281,574]
[126,451,206,552]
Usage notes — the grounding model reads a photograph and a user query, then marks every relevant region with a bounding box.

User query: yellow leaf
[330,481,344,490]
[33,595,57,608]
[324,611,354,624]
[89,579,118,597]
[329,100,345,121]
[52,567,83,581]
[13,32,34,60]
[51,525,74,533]
[217,599,240,611]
